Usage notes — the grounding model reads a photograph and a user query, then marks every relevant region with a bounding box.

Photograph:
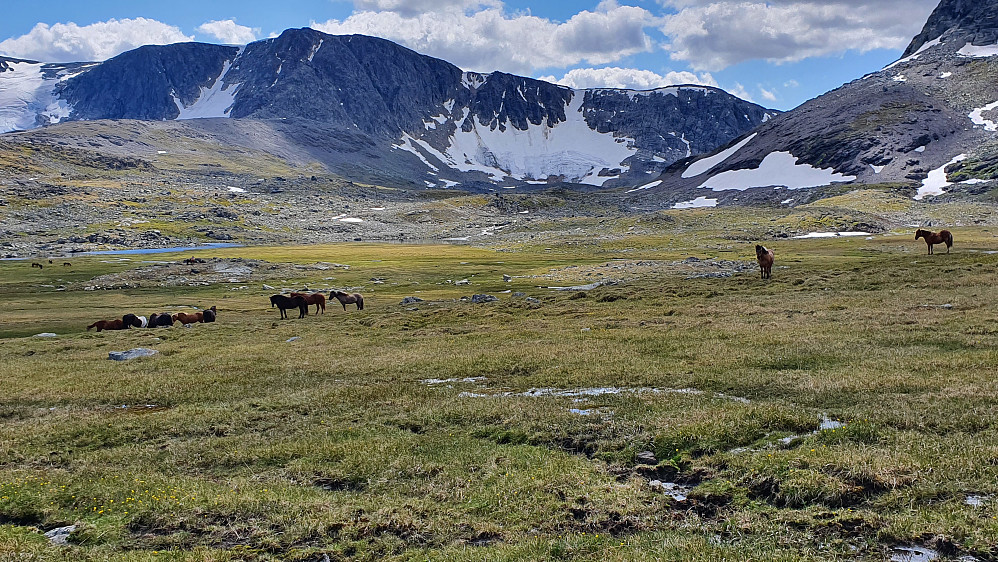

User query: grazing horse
[291,292,326,314]
[915,229,953,254]
[149,313,175,328]
[330,290,364,311]
[173,311,204,325]
[756,245,775,279]
[122,314,149,328]
[63,262,72,267]
[271,294,308,319]
[31,262,43,269]
[87,319,128,332]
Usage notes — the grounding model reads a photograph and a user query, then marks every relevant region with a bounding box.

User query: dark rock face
[904,0,998,57]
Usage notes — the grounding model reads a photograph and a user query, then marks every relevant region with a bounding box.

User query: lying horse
[202,306,217,323]
[149,313,175,328]
[330,290,364,311]
[915,229,953,254]
[87,319,128,332]
[291,292,326,314]
[271,294,308,319]
[173,311,204,325]
[756,245,775,279]
[122,314,148,328]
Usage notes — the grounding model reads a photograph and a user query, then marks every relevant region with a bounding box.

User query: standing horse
[31,262,43,269]
[915,229,953,254]
[271,294,308,319]
[756,245,775,279]
[291,292,326,314]
[330,291,364,311]
[202,306,217,323]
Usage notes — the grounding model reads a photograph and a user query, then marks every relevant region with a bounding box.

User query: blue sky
[0,0,940,110]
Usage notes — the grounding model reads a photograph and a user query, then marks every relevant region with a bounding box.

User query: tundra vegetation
[0,202,997,561]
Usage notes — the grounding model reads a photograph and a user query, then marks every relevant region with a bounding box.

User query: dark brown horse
[31,262,43,269]
[149,313,175,328]
[291,292,326,314]
[271,294,308,319]
[122,314,148,328]
[87,319,128,332]
[756,245,775,279]
[330,290,364,311]
[915,229,953,254]
[202,306,217,323]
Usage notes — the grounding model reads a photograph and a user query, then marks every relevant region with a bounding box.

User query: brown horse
[330,290,364,311]
[31,262,43,269]
[291,292,326,314]
[87,319,128,332]
[173,311,204,325]
[756,245,775,279]
[915,229,953,254]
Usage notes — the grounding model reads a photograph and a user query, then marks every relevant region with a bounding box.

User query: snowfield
[697,151,856,191]
[0,62,71,133]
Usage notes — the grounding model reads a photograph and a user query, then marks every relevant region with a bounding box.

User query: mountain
[644,0,998,206]
[0,29,775,189]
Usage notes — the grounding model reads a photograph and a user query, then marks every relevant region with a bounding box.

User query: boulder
[108,348,159,361]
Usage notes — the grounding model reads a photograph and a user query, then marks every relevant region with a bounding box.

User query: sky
[0,0,941,111]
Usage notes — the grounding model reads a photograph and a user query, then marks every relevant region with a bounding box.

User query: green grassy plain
[1,208,997,561]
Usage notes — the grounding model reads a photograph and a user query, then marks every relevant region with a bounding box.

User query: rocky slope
[641,0,998,207]
[0,29,774,189]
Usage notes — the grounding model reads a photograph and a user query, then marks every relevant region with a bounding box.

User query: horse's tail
[944,230,953,247]
[357,295,364,310]
[86,322,97,331]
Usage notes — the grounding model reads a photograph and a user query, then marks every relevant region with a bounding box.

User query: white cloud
[312,2,655,74]
[538,66,718,90]
[0,18,193,62]
[658,0,937,71]
[784,79,800,88]
[196,20,259,45]
[727,82,753,102]
[352,0,501,16]
[759,86,777,102]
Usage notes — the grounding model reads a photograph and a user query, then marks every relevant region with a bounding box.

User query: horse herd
[754,228,954,280]
[270,291,364,319]
[87,307,218,332]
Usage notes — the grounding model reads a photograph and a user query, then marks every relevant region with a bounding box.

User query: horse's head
[915,229,925,240]
[270,295,278,307]
[755,245,767,257]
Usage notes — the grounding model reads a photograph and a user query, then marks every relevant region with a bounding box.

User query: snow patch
[682,133,757,178]
[939,72,952,79]
[698,151,856,191]
[969,100,998,131]
[915,154,966,200]
[883,38,941,70]
[673,196,717,209]
[958,42,998,58]
[173,58,240,119]
[626,180,662,193]
[0,61,70,132]
[871,164,885,174]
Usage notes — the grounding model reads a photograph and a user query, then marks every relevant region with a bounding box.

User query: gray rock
[33,333,58,338]
[400,296,424,305]
[286,337,300,342]
[525,297,541,304]
[471,294,499,304]
[455,279,470,285]
[636,451,658,465]
[503,274,512,282]
[512,292,526,297]
[262,284,275,290]
[108,348,159,361]
[44,525,76,545]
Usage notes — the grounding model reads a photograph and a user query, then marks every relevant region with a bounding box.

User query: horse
[87,319,128,332]
[63,262,72,267]
[202,306,217,323]
[173,311,204,325]
[915,229,953,254]
[149,313,175,328]
[756,245,775,279]
[330,290,364,311]
[31,262,43,269]
[122,314,148,328]
[271,294,308,319]
[291,292,326,314]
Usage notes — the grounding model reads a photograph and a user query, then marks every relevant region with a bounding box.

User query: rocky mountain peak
[903,0,998,57]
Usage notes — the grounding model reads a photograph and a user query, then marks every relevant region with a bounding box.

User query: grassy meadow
[1,206,997,561]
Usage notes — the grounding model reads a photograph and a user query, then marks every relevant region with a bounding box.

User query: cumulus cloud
[196,20,259,45]
[727,82,753,102]
[759,86,777,102]
[312,2,654,74]
[0,18,192,62]
[538,66,718,90]
[658,0,937,70]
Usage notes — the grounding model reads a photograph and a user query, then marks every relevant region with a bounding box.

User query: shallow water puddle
[890,546,939,562]
[965,495,989,507]
[422,377,487,385]
[649,480,692,501]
